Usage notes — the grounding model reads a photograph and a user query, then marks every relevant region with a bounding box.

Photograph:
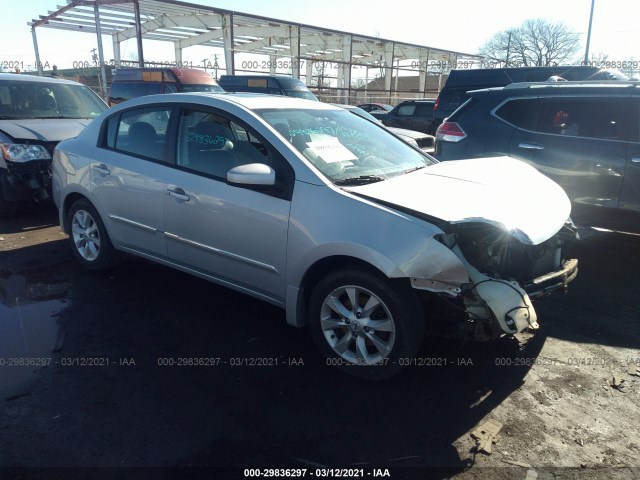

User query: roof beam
[116,13,223,42]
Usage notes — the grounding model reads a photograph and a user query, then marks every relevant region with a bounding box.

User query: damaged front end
[413,220,578,341]
[0,142,53,205]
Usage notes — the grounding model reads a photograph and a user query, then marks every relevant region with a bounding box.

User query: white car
[52,93,578,379]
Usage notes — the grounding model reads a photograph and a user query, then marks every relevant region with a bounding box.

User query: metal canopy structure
[29,0,482,100]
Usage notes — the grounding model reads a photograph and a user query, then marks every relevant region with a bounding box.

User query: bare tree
[589,51,609,64]
[479,19,580,67]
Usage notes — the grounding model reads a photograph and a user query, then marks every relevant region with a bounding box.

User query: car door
[163,107,293,303]
[90,106,175,257]
[617,97,640,228]
[512,96,630,225]
[409,103,435,133]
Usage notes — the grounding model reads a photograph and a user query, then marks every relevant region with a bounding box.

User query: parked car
[337,104,435,153]
[218,75,318,101]
[435,81,640,233]
[53,93,578,379]
[108,67,223,106]
[357,103,393,113]
[0,73,108,216]
[431,66,629,134]
[374,99,436,134]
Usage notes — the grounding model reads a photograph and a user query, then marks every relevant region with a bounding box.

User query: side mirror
[227,163,275,186]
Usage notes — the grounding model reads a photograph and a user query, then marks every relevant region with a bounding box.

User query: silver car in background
[52,93,578,379]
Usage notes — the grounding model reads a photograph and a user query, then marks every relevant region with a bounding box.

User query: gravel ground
[0,205,638,480]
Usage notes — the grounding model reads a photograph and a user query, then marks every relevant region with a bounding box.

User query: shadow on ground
[2,222,637,477]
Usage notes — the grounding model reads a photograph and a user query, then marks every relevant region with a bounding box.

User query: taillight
[433,97,440,111]
[435,122,466,143]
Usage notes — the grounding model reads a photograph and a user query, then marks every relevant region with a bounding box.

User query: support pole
[384,43,394,102]
[112,35,121,67]
[222,13,234,75]
[584,0,596,63]
[174,42,183,65]
[31,27,43,75]
[418,49,427,98]
[290,26,300,79]
[133,0,144,66]
[305,58,313,86]
[269,54,276,75]
[94,4,108,99]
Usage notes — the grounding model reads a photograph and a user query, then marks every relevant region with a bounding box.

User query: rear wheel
[67,199,121,270]
[309,269,425,380]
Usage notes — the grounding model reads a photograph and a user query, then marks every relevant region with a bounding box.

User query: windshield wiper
[402,165,427,174]
[334,175,386,186]
[36,116,92,119]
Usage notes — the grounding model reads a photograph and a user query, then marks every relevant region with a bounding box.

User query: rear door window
[495,98,540,131]
[397,105,416,116]
[414,104,434,118]
[537,98,630,140]
[106,106,172,161]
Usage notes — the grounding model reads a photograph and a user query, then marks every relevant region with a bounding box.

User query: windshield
[180,84,224,93]
[0,79,107,119]
[283,89,318,101]
[258,108,436,184]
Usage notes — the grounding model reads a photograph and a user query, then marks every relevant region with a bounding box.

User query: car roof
[109,91,340,111]
[469,80,640,96]
[0,72,85,86]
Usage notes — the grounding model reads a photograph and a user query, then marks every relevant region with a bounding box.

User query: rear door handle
[166,187,190,202]
[518,142,545,151]
[93,164,110,175]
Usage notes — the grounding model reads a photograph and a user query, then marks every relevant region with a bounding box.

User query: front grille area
[455,224,564,283]
[6,159,51,175]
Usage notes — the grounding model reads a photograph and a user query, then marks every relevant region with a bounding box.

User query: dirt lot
[1,205,639,480]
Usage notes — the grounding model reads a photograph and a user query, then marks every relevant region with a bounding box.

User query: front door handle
[518,142,545,151]
[93,164,110,175]
[631,157,640,164]
[166,187,190,202]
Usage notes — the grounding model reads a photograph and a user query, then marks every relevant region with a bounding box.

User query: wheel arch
[61,191,91,233]
[289,254,413,328]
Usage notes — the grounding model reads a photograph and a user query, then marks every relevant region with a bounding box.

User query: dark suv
[431,66,628,135]
[435,81,640,232]
[373,99,435,134]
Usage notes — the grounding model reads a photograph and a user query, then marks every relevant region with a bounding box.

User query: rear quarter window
[109,82,163,104]
[439,88,468,111]
[414,105,434,117]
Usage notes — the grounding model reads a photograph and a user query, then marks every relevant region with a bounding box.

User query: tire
[67,199,122,270]
[308,268,425,380]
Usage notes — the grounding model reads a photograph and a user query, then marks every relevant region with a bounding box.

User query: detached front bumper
[524,258,578,298]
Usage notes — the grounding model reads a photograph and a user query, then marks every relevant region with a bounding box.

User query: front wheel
[67,199,122,270]
[309,269,425,380]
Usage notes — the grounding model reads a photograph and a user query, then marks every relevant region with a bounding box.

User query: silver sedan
[52,93,578,379]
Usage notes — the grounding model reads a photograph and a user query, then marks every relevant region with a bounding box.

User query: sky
[1,0,638,74]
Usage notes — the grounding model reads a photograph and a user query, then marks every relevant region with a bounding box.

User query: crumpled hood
[0,118,92,142]
[344,156,572,245]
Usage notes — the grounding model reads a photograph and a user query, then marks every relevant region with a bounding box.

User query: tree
[479,19,580,67]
